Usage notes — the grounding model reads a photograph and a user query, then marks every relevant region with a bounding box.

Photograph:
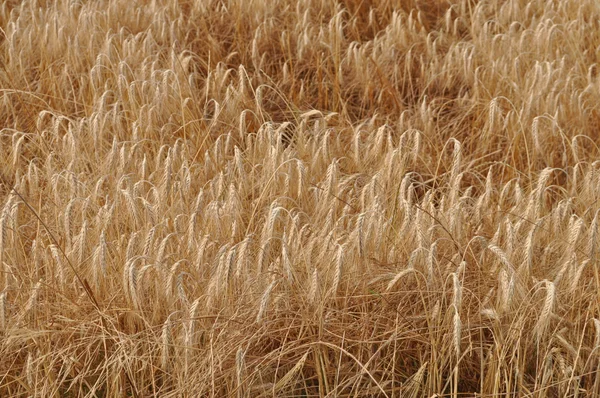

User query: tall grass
[1,0,600,396]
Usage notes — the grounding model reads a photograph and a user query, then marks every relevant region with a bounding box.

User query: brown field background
[1,0,600,396]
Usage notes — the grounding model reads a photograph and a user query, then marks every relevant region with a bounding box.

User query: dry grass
[1,0,600,396]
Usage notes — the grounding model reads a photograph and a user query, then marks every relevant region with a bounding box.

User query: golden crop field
[1,0,600,396]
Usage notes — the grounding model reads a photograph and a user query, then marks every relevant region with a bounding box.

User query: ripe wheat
[1,0,600,396]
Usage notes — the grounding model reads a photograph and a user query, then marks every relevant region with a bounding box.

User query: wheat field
[1,0,600,396]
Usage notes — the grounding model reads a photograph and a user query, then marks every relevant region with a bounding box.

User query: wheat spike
[126,232,138,263]
[356,212,366,258]
[308,266,318,305]
[235,347,246,397]
[256,280,277,324]
[452,272,462,311]
[331,242,345,296]
[405,361,428,398]
[49,245,65,288]
[281,234,293,283]
[271,351,310,395]
[534,280,556,342]
[386,268,415,292]
[64,198,76,250]
[0,291,6,330]
[453,308,461,357]
[427,240,437,284]
[161,312,174,371]
[20,280,42,326]
[76,220,87,266]
[593,318,600,349]
[488,244,515,274]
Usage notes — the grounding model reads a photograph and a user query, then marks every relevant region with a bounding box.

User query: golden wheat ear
[277,121,296,148]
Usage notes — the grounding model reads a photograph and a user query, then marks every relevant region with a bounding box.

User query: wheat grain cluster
[1,0,600,396]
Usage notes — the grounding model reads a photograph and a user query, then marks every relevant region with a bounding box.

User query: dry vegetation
[2,0,600,396]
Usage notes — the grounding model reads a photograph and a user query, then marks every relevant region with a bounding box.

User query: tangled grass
[1,0,600,396]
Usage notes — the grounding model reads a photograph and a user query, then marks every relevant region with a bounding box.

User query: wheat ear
[256,280,277,324]
[534,280,555,342]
